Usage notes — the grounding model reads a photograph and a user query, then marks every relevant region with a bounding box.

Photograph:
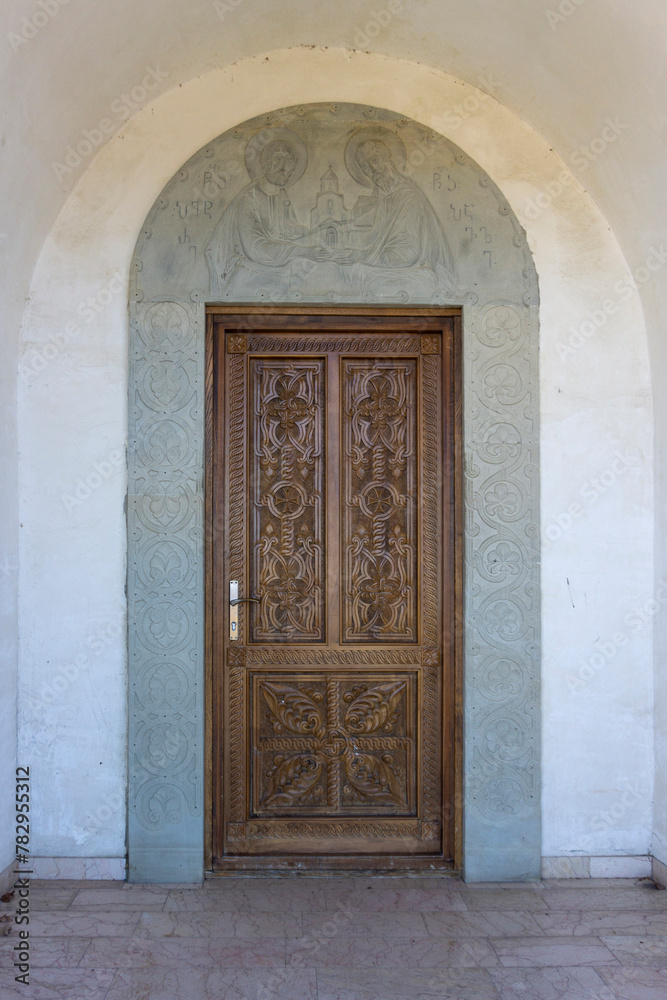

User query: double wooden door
[209,311,459,870]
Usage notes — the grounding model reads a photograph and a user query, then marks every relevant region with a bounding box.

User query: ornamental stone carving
[129,103,540,883]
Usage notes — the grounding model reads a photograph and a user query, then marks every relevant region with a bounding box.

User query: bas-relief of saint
[205,124,456,300]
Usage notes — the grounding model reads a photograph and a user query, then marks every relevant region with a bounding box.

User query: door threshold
[207,857,459,878]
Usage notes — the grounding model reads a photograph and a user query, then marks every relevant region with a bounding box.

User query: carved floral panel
[251,673,416,816]
[250,360,325,641]
[343,360,417,642]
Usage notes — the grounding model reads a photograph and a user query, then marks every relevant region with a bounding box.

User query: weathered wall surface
[16,49,653,869]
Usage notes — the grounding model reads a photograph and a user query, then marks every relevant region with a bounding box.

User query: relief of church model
[205,124,456,301]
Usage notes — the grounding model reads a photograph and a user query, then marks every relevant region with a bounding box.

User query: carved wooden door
[210,312,458,870]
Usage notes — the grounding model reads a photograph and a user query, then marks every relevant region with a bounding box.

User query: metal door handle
[229,580,259,641]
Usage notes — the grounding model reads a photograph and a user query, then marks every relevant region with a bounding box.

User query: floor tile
[0,968,115,999]
[463,881,546,890]
[305,910,430,939]
[461,888,549,911]
[70,886,168,909]
[16,879,111,890]
[316,967,501,999]
[541,889,667,911]
[598,967,667,999]
[28,909,142,937]
[601,935,667,966]
[79,934,286,968]
[492,935,619,967]
[489,966,617,999]
[165,884,326,912]
[19,889,79,911]
[535,910,667,936]
[286,934,498,968]
[542,879,649,890]
[0,935,91,969]
[322,885,468,912]
[337,876,463,890]
[134,908,303,938]
[423,908,544,937]
[105,966,316,1000]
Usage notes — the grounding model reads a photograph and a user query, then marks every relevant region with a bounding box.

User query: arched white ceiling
[1,0,665,312]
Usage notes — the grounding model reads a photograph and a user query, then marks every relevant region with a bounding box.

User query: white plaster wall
[651,282,667,866]
[17,49,653,862]
[0,327,18,876]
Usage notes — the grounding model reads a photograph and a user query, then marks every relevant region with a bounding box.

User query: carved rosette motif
[252,674,415,815]
[343,360,417,642]
[128,299,204,843]
[465,302,540,850]
[251,361,324,641]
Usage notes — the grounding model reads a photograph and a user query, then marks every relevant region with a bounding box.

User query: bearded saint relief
[205,124,456,300]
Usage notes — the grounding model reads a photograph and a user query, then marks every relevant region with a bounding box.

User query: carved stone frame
[127,103,540,883]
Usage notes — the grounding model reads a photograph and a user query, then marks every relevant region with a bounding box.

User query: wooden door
[209,311,459,871]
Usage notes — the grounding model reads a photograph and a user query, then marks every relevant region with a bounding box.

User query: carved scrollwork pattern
[252,675,416,815]
[343,361,417,642]
[421,354,441,647]
[247,335,421,354]
[243,821,421,839]
[245,648,421,665]
[250,360,324,641]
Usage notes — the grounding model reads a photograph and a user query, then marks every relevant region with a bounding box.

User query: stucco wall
[16,50,654,865]
[0,330,18,880]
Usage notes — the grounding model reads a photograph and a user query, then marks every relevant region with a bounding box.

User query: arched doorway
[127,102,540,882]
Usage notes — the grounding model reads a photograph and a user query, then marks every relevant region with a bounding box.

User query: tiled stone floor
[1,876,667,998]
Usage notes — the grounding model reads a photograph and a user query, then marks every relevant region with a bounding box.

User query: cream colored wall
[15,48,654,863]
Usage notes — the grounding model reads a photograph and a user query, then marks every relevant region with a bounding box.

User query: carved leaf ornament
[259,680,409,808]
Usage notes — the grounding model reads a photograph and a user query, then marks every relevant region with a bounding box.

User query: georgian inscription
[250,360,324,641]
[343,360,417,642]
[252,674,416,815]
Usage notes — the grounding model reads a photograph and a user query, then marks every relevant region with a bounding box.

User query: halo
[344,126,408,188]
[245,127,308,186]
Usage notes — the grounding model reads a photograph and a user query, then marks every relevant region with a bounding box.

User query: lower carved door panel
[209,312,458,868]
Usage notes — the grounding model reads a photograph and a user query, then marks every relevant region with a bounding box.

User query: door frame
[204,305,463,874]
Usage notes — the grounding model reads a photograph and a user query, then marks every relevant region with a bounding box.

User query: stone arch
[128,102,540,881]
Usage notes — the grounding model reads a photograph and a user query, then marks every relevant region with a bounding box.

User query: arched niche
[128,102,540,882]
